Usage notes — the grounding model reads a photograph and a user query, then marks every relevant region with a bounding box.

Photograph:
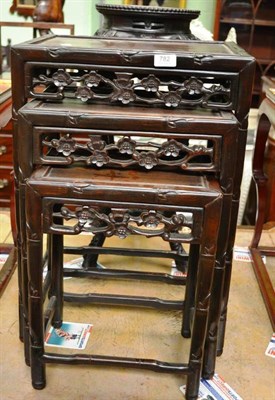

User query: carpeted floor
[0,209,274,400]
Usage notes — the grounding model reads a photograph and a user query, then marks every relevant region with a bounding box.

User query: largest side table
[11,35,255,379]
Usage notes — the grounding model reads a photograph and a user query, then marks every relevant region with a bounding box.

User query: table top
[12,34,254,72]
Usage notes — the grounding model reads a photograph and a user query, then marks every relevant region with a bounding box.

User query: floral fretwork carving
[106,210,132,239]
[87,137,107,151]
[162,139,182,157]
[84,71,102,87]
[184,77,203,95]
[31,68,232,109]
[140,75,161,92]
[42,134,215,171]
[50,134,77,157]
[117,137,136,154]
[52,69,72,87]
[163,91,182,108]
[87,150,110,167]
[137,151,158,170]
[140,210,162,228]
[75,86,94,102]
[55,206,194,241]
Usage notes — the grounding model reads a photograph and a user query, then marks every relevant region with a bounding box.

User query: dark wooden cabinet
[214,0,275,107]
[0,81,13,208]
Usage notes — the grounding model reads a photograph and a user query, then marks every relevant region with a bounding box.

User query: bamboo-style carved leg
[22,254,31,367]
[26,184,46,389]
[11,117,24,343]
[216,252,232,356]
[82,232,106,269]
[170,241,188,273]
[14,181,25,343]
[82,207,110,270]
[15,216,25,343]
[48,208,64,328]
[217,125,248,356]
[217,198,238,356]
[182,244,200,338]
[18,183,31,366]
[12,116,33,352]
[49,233,63,328]
[17,232,24,342]
[185,198,222,399]
[202,194,232,377]
[203,253,227,377]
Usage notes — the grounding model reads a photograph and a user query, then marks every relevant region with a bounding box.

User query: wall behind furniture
[0,0,108,46]
[187,0,216,32]
[0,0,216,48]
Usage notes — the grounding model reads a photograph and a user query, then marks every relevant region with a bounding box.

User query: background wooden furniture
[0,22,75,74]
[249,97,275,331]
[1,0,71,74]
[242,75,275,225]
[258,77,275,223]
[10,0,36,18]
[10,0,64,21]
[214,0,275,107]
[0,80,12,208]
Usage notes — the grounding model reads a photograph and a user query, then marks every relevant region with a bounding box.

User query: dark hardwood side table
[249,95,275,331]
[11,36,255,388]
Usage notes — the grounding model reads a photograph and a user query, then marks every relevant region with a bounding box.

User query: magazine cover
[180,374,243,400]
[171,260,187,277]
[233,246,266,264]
[45,321,93,350]
[64,257,105,270]
[0,253,9,271]
[265,333,275,358]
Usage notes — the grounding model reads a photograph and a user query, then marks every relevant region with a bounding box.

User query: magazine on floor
[180,373,243,400]
[233,246,266,264]
[45,321,93,350]
[265,333,275,358]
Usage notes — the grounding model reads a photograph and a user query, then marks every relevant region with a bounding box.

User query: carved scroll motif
[42,134,214,170]
[53,206,193,241]
[31,69,232,109]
